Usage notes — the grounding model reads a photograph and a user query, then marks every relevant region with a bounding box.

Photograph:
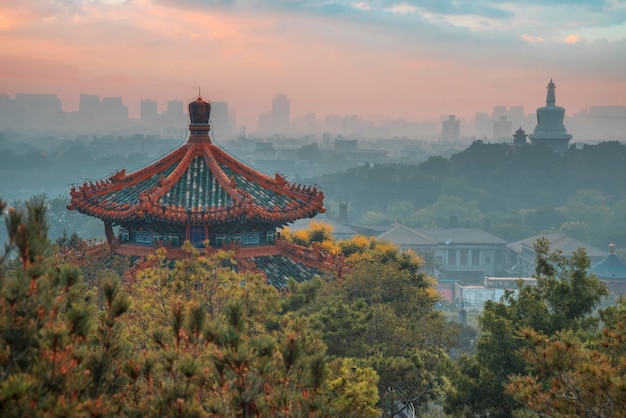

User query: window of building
[472,249,480,266]
[448,249,457,266]
[460,249,468,266]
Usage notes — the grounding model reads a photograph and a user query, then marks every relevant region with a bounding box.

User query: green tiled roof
[219,162,300,212]
[159,156,233,210]
[101,162,177,207]
[247,254,323,289]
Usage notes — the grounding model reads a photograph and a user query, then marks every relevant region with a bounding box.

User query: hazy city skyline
[1,1,625,130]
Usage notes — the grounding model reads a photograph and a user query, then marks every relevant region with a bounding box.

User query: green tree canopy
[446,237,609,417]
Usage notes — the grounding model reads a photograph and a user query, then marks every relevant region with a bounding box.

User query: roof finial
[198,87,201,97]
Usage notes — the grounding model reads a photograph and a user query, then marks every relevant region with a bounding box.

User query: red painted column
[104,221,114,245]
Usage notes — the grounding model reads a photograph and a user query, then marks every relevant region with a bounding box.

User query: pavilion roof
[69,96,325,227]
[589,245,626,281]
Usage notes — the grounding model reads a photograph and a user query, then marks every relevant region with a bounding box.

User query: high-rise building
[474,112,491,139]
[493,115,512,139]
[441,115,460,141]
[228,110,237,135]
[271,93,290,134]
[101,96,128,127]
[79,93,100,115]
[166,99,184,118]
[258,112,272,134]
[492,105,507,120]
[14,94,62,130]
[529,79,572,155]
[211,101,231,139]
[140,99,158,124]
[77,93,128,131]
[508,106,525,130]
[161,99,185,129]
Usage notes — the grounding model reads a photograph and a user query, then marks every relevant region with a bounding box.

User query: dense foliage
[0,198,379,416]
[317,141,626,248]
[2,196,626,417]
[445,237,613,417]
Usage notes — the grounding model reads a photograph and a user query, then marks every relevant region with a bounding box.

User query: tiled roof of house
[69,96,325,227]
[377,224,435,246]
[589,244,626,280]
[507,232,605,258]
[377,224,505,246]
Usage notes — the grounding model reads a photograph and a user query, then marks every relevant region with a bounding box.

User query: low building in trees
[507,233,605,278]
[377,223,508,284]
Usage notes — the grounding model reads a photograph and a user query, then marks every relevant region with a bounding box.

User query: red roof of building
[69,96,325,227]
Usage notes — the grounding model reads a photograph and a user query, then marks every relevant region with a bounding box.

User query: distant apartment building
[324,115,343,134]
[508,105,525,129]
[161,99,185,132]
[473,112,491,139]
[493,115,512,139]
[211,101,232,140]
[441,115,460,141]
[271,93,290,134]
[78,93,128,132]
[101,97,129,127]
[258,112,272,134]
[570,106,626,141]
[492,105,507,120]
[140,99,159,125]
[8,94,63,131]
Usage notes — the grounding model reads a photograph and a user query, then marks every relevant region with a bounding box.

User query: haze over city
[2,0,626,129]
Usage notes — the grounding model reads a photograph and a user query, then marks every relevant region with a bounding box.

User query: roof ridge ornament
[187,95,211,142]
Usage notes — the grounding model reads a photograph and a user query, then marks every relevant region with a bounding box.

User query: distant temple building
[529,79,572,154]
[512,127,528,147]
[589,244,626,295]
[69,96,339,287]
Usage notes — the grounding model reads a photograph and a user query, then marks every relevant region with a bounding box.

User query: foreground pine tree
[0,197,131,416]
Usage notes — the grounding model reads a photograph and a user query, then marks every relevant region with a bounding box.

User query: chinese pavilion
[68,96,329,276]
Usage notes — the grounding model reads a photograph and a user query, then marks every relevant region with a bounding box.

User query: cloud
[565,33,584,43]
[521,33,544,43]
[385,3,418,15]
[351,2,370,11]
[0,0,625,125]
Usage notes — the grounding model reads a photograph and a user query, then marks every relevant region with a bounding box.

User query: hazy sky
[1,0,625,129]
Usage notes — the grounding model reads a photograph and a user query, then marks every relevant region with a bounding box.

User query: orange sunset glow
[1,0,625,129]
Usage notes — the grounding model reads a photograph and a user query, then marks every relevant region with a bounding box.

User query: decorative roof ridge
[68,145,192,219]
[109,145,190,189]
[249,195,325,223]
[209,143,323,200]
[142,144,198,204]
[200,144,246,203]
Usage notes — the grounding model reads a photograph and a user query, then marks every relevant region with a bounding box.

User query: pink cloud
[0,0,624,129]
